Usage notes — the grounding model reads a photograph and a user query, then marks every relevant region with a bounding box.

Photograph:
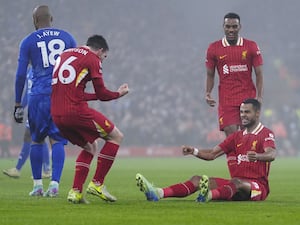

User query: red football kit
[218,122,276,200]
[51,47,120,147]
[206,36,263,131]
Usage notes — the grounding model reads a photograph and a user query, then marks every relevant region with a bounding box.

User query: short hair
[242,98,261,111]
[86,35,109,51]
[224,12,240,22]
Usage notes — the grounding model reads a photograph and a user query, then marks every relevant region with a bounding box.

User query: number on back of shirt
[52,56,77,85]
[37,39,65,67]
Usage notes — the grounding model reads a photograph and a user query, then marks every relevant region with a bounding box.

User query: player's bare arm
[254,65,263,104]
[182,145,224,160]
[247,147,276,162]
[205,68,216,107]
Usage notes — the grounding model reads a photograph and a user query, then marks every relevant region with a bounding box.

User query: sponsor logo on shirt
[237,154,249,165]
[223,65,229,74]
[222,64,248,74]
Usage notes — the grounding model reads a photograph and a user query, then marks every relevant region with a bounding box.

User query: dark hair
[224,12,240,22]
[242,98,261,111]
[86,35,109,51]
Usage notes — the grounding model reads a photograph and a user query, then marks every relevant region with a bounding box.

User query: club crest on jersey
[105,120,111,128]
[242,50,247,60]
[219,117,224,125]
[251,140,257,151]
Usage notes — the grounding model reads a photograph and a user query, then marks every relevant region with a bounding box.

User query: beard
[242,119,256,128]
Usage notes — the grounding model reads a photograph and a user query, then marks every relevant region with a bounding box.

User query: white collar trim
[222,36,243,47]
[243,122,264,135]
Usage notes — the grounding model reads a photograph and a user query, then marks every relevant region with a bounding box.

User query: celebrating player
[204,12,264,176]
[14,5,76,197]
[51,35,129,203]
[136,99,276,202]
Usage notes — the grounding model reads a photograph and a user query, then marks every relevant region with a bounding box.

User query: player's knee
[117,130,124,142]
[230,177,245,189]
[83,141,97,155]
[189,175,201,187]
[110,127,124,144]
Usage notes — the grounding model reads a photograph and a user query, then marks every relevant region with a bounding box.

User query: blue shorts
[28,94,67,144]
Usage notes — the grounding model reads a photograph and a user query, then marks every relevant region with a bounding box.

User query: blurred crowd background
[0,0,299,157]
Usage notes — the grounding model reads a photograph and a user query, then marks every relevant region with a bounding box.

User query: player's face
[240,103,259,128]
[223,18,241,42]
[98,49,108,62]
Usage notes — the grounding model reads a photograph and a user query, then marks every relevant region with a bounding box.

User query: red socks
[163,181,197,198]
[92,142,119,184]
[211,182,237,200]
[73,150,93,192]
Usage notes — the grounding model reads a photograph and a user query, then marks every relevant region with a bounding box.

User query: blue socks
[16,142,31,170]
[42,143,50,172]
[51,142,65,182]
[30,144,43,179]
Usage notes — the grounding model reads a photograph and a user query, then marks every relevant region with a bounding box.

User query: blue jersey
[15,27,76,103]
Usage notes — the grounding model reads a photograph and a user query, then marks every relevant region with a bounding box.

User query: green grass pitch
[0,157,299,225]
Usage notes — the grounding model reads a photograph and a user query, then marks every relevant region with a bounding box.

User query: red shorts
[53,108,115,147]
[212,177,269,201]
[218,105,241,131]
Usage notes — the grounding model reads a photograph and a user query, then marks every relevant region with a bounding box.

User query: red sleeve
[219,132,236,154]
[84,93,97,101]
[263,130,276,150]
[92,77,120,101]
[88,54,120,101]
[205,43,217,70]
[251,41,263,67]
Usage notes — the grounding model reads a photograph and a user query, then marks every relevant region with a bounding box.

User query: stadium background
[0,0,299,158]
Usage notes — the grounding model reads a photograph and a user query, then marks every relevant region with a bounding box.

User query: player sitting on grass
[136,98,276,202]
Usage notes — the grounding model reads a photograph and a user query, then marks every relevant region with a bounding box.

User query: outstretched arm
[85,83,129,101]
[182,145,224,160]
[92,77,129,101]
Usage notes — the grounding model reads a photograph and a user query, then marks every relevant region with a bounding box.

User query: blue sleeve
[21,79,28,107]
[15,38,30,103]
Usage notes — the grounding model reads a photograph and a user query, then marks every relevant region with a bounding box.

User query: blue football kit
[15,27,76,192]
[15,68,50,173]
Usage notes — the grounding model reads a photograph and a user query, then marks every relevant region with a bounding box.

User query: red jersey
[219,122,275,187]
[51,47,119,116]
[206,37,263,106]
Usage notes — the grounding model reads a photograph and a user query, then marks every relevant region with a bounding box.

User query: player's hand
[118,83,129,97]
[205,93,216,107]
[256,96,263,105]
[14,106,24,123]
[182,145,194,155]
[247,151,258,162]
